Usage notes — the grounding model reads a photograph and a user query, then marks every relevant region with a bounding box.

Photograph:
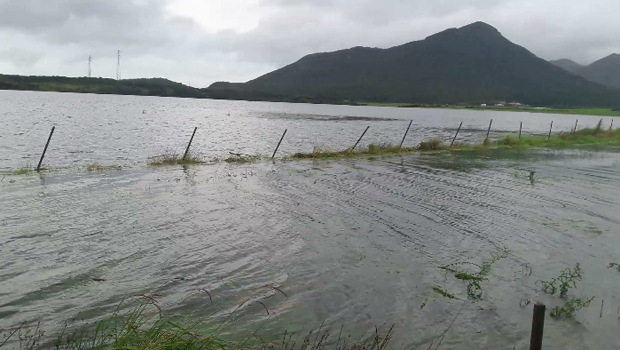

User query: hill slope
[207,22,620,107]
[0,75,207,98]
[549,59,584,74]
[579,54,620,89]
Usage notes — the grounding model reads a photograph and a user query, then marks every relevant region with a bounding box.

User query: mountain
[549,59,584,74]
[207,22,620,107]
[0,75,208,99]
[579,54,620,89]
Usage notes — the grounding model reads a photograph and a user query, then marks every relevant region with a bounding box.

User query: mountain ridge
[551,54,620,89]
[208,22,620,107]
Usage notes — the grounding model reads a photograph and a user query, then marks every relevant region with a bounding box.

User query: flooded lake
[1,91,620,349]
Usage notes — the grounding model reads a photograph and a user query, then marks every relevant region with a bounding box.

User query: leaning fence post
[272,129,288,159]
[519,122,523,139]
[486,119,493,139]
[451,122,463,147]
[529,303,546,350]
[548,121,553,140]
[573,119,578,134]
[399,120,413,148]
[37,126,55,172]
[183,127,198,161]
[350,126,370,153]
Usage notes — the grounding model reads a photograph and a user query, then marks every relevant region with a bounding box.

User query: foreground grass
[148,150,205,166]
[1,299,394,350]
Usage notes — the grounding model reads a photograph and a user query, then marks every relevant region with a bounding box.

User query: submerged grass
[148,150,205,166]
[86,163,122,172]
[290,143,415,160]
[491,128,620,149]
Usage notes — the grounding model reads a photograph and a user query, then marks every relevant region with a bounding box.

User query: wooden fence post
[37,126,55,172]
[529,303,546,350]
[272,129,288,159]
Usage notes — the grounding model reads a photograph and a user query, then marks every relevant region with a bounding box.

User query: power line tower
[116,50,122,80]
[88,56,92,78]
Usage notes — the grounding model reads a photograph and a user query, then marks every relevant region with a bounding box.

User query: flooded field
[1,91,620,349]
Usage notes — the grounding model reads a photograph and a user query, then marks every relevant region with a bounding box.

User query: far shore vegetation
[359,103,620,118]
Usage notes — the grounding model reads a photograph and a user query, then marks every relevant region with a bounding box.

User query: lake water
[1,90,620,349]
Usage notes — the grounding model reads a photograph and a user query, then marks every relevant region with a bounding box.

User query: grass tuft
[148,150,205,166]
[417,139,445,151]
[12,168,31,175]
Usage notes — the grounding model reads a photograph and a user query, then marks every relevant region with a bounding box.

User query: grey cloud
[0,0,619,87]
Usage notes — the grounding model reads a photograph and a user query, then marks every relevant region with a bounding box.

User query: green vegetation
[290,128,620,164]
[439,247,509,300]
[455,106,620,117]
[417,139,446,151]
[289,144,415,160]
[0,299,395,350]
[148,150,205,166]
[0,75,206,99]
[535,264,595,319]
[550,297,596,319]
[11,168,31,175]
[222,154,262,164]
[537,264,583,300]
[432,287,458,300]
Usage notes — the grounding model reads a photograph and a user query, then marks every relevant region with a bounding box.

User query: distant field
[360,102,620,117]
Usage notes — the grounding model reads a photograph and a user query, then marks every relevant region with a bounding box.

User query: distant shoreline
[2,75,619,117]
[357,103,620,117]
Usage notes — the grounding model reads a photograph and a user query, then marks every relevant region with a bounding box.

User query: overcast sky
[0,0,618,87]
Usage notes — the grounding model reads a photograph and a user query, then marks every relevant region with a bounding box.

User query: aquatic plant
[432,287,457,300]
[148,150,205,166]
[439,246,509,300]
[12,168,31,175]
[550,297,595,319]
[536,263,583,300]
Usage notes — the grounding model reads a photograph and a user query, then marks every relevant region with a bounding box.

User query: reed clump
[148,150,205,166]
[417,139,446,151]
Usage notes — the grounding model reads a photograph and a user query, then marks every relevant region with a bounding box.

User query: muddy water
[1,91,620,349]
